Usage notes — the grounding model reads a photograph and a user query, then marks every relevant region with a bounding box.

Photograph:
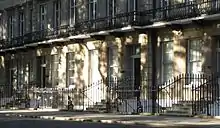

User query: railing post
[106,77,110,113]
[83,83,85,111]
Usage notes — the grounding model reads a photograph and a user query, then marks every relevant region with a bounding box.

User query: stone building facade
[0,0,219,113]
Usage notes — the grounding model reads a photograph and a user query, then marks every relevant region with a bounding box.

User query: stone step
[86,106,107,112]
[85,101,107,111]
[166,107,192,112]
[161,103,193,117]
[172,104,193,109]
[167,106,192,111]
[164,108,192,116]
[160,112,193,117]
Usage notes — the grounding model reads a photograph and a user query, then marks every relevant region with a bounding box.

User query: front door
[133,57,141,97]
[133,56,142,113]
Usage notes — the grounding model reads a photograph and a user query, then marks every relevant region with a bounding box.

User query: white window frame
[17,55,25,89]
[45,55,52,87]
[18,11,24,36]
[187,39,203,74]
[40,4,47,30]
[66,52,75,87]
[106,0,116,25]
[9,56,17,89]
[0,14,3,39]
[70,0,78,26]
[88,0,97,20]
[53,0,61,29]
[8,15,14,39]
[107,46,119,79]
[127,0,137,12]
[51,54,59,87]
[161,41,174,83]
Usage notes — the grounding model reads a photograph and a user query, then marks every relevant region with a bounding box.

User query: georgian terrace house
[0,0,220,116]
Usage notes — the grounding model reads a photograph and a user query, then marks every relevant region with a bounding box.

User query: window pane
[163,64,173,81]
[68,61,74,69]
[71,0,75,7]
[162,41,173,82]
[163,52,173,62]
[69,77,74,85]
[188,39,203,73]
[67,52,74,60]
[189,62,202,73]
[189,50,201,61]
[67,52,75,87]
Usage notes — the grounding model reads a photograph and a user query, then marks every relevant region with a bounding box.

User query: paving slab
[2,110,220,127]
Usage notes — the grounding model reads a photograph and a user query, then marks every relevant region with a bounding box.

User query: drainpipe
[151,0,157,114]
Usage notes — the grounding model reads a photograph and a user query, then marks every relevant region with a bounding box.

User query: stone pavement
[1,110,220,127]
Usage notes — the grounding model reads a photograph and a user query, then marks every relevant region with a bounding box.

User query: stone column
[201,32,212,73]
[172,30,186,76]
[172,30,187,99]
[97,41,108,80]
[0,55,5,85]
[139,33,148,99]
[115,37,125,78]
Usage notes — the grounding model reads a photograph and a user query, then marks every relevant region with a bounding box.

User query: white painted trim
[24,43,38,47]
[38,41,51,45]
[90,31,109,36]
[47,38,69,43]
[131,54,140,58]
[68,34,91,39]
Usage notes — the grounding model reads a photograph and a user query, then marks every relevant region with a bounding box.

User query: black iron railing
[1,0,220,49]
[0,76,150,114]
[1,73,220,116]
[158,73,220,116]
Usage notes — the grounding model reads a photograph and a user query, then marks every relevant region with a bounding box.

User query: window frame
[88,0,97,20]
[51,54,59,87]
[66,52,75,87]
[18,11,25,36]
[8,15,14,39]
[0,14,3,39]
[69,0,79,26]
[107,46,119,79]
[187,38,203,74]
[161,41,174,83]
[53,0,61,29]
[39,4,47,30]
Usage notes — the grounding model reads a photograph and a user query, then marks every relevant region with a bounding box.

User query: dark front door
[36,56,46,88]
[133,57,141,113]
[134,57,141,94]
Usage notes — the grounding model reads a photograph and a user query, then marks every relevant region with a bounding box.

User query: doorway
[37,56,46,88]
[133,57,141,91]
[132,54,141,113]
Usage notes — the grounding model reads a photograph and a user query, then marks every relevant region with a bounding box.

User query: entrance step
[161,101,193,117]
[85,100,107,112]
